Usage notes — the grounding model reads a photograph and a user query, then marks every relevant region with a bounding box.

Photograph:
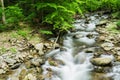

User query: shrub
[5,4,24,24]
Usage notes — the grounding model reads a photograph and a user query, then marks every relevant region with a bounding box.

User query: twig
[53,31,60,49]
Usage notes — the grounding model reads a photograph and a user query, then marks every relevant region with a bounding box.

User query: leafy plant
[0,24,6,31]
[5,4,24,24]
[84,0,101,11]
[35,0,84,31]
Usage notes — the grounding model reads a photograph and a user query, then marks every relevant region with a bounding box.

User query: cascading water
[42,14,109,80]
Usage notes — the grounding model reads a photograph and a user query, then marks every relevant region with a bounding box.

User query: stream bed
[1,13,120,80]
[42,13,119,80]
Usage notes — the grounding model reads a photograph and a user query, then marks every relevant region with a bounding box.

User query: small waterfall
[42,14,108,80]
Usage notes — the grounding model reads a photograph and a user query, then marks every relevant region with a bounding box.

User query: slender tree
[0,0,6,24]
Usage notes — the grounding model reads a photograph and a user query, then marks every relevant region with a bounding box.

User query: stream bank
[0,12,120,80]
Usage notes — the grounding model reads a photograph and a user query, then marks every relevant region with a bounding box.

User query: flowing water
[4,13,120,80]
[42,14,110,80]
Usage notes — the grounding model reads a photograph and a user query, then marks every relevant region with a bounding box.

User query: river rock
[96,20,108,26]
[23,73,37,80]
[8,76,19,80]
[101,42,114,51]
[86,33,95,39]
[4,58,16,65]
[35,43,43,51]
[85,48,94,53]
[73,34,84,39]
[116,56,120,62]
[31,58,43,67]
[0,69,5,74]
[98,36,106,42]
[90,57,113,66]
[10,63,21,69]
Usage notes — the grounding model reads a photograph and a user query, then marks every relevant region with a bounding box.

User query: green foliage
[17,30,28,37]
[35,0,83,31]
[39,30,53,35]
[0,47,7,54]
[112,12,120,19]
[5,4,24,24]
[116,20,120,28]
[9,48,17,54]
[84,0,101,11]
[0,4,24,31]
[1,0,120,32]
[0,7,3,17]
[0,25,6,31]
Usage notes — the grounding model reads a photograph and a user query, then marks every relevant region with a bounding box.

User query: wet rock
[90,57,113,66]
[96,20,108,26]
[36,67,42,73]
[19,69,27,80]
[92,72,112,80]
[93,52,101,57]
[0,61,8,69]
[60,47,67,51]
[70,28,77,32]
[48,38,56,42]
[4,58,16,65]
[73,34,84,39]
[86,33,95,39]
[0,69,5,74]
[8,76,19,80]
[101,42,114,51]
[44,43,52,49]
[10,63,21,69]
[35,43,43,51]
[85,48,94,53]
[31,58,43,67]
[25,61,31,68]
[23,73,37,80]
[98,36,106,42]
[116,56,120,62]
[54,43,60,49]
[48,58,58,66]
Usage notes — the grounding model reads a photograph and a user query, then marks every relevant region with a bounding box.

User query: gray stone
[85,48,94,53]
[23,73,37,80]
[10,63,21,69]
[4,58,16,65]
[101,42,114,51]
[31,58,43,67]
[0,69,5,74]
[73,34,84,39]
[90,57,113,66]
[35,43,44,51]
[96,20,108,26]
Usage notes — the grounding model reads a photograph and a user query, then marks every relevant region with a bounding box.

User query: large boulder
[90,57,113,66]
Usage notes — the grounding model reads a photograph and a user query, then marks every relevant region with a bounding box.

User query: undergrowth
[0,0,120,33]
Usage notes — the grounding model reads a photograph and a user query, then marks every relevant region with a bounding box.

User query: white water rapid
[42,14,109,80]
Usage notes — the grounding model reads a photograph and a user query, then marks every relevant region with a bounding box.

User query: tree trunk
[1,0,6,24]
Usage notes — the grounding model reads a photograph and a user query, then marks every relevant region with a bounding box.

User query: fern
[35,1,83,31]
